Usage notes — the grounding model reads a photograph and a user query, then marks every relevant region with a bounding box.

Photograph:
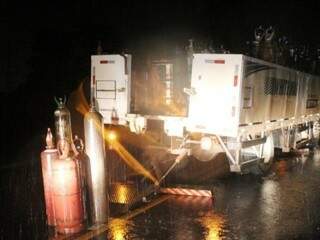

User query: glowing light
[108,131,117,141]
[108,218,131,240]
[106,134,159,185]
[200,137,212,150]
[197,213,226,240]
[70,81,159,185]
[116,184,129,204]
[187,61,238,136]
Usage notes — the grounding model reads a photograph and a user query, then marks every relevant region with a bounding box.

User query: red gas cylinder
[40,128,58,226]
[51,156,84,234]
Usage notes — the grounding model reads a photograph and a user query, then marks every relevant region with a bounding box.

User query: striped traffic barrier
[160,187,212,198]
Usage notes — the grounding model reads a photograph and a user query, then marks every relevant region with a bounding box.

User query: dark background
[0,0,319,164]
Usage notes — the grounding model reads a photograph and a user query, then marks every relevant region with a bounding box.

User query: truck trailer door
[187,54,242,137]
[91,55,131,124]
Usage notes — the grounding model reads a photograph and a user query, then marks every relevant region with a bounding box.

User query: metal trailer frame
[91,54,320,174]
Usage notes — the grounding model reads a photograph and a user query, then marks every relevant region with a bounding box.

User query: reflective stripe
[214,59,225,64]
[160,187,212,197]
[234,75,238,87]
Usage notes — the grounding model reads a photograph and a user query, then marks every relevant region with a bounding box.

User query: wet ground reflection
[99,151,320,239]
[107,218,135,240]
[2,146,320,239]
[196,212,226,240]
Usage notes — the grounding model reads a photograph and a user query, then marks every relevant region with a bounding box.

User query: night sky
[0,0,319,163]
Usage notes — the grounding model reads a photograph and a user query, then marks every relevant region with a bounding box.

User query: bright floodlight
[108,131,117,141]
[200,137,212,150]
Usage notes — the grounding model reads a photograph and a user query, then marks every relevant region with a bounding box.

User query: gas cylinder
[72,135,92,226]
[40,128,59,226]
[84,105,108,225]
[51,154,84,234]
[54,96,73,150]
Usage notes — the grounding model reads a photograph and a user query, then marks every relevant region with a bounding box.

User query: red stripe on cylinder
[100,60,109,64]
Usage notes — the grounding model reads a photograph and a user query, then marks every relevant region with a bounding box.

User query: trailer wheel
[258,134,275,173]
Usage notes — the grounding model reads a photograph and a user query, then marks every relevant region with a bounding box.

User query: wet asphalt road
[1,144,320,239]
[86,150,320,240]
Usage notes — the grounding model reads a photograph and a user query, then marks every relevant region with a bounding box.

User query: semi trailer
[90,50,320,176]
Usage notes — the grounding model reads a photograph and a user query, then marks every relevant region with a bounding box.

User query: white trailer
[91,53,320,174]
[91,55,131,125]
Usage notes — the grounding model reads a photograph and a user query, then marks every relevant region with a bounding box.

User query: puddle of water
[196,212,226,240]
[107,218,135,240]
